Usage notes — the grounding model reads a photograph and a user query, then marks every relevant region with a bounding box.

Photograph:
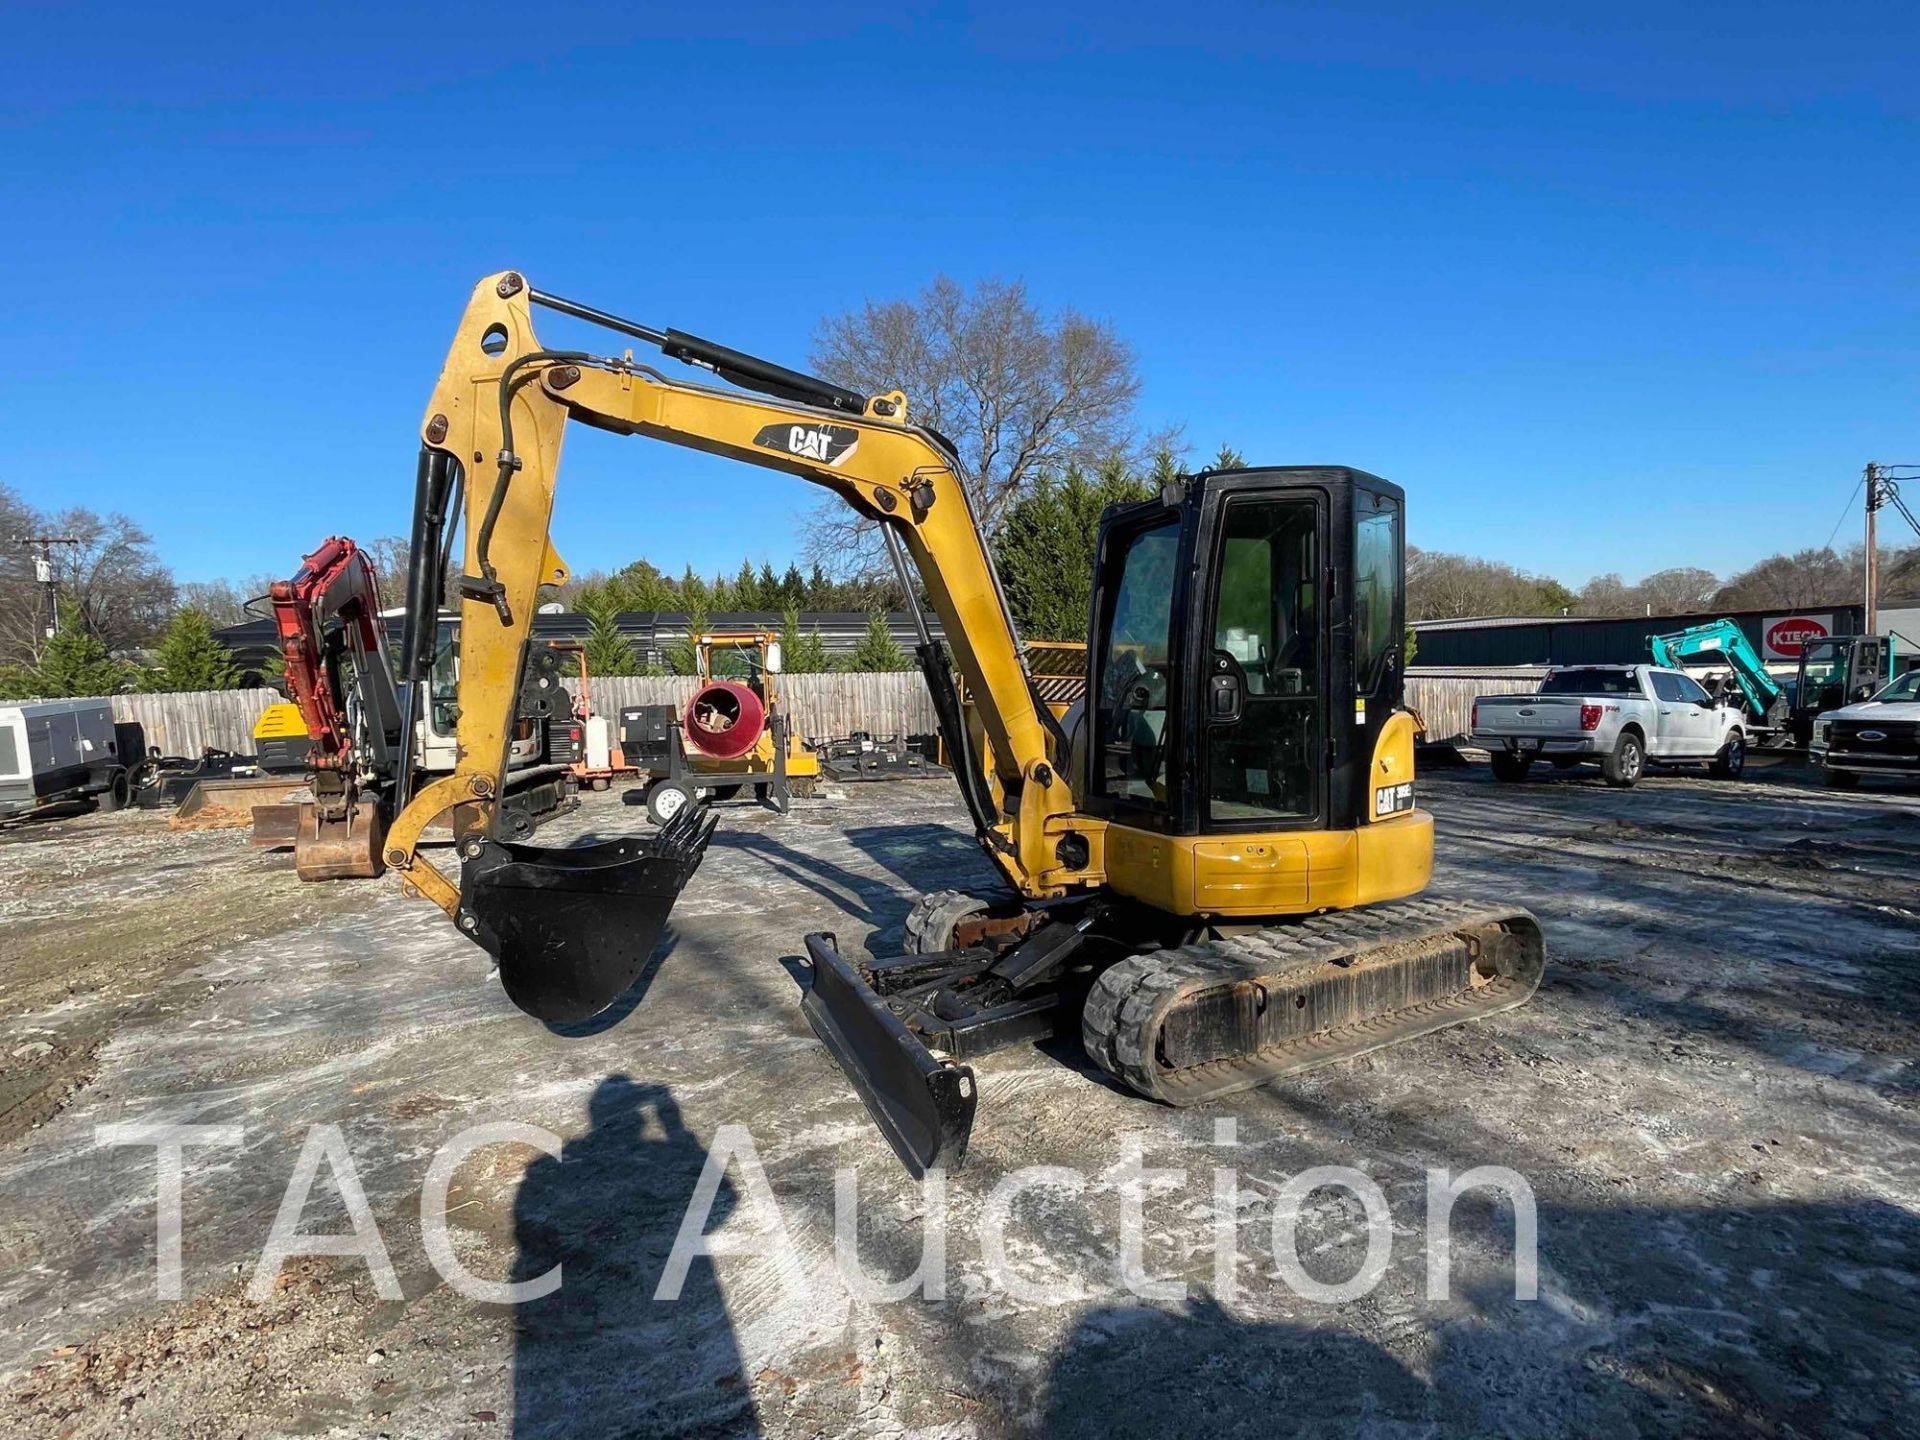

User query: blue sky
[3,1,1914,588]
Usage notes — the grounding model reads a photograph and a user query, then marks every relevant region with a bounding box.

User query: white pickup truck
[1472,664,1747,787]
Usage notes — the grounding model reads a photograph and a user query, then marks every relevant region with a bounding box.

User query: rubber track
[902,889,988,957]
[1082,897,1543,1105]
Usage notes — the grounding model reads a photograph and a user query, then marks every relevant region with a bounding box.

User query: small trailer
[0,698,136,820]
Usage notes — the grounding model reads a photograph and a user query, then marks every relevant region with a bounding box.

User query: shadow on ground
[511,1075,751,1438]
[710,826,972,944]
[1041,1195,1920,1438]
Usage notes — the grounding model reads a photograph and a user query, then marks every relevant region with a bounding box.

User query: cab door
[1668,671,1723,755]
[1086,508,1186,831]
[1195,488,1327,830]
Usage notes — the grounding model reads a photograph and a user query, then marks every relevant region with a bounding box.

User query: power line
[1823,475,1865,551]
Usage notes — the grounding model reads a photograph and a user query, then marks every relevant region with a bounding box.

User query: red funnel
[684,681,766,759]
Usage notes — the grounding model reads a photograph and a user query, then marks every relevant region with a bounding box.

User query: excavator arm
[1649,618,1784,724]
[269,536,401,780]
[384,272,1102,1024]
[383,273,1543,1178]
[263,536,405,879]
[386,274,1099,901]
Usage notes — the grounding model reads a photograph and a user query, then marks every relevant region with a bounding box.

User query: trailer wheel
[645,779,697,825]
[1710,730,1746,779]
[96,767,131,813]
[1488,751,1533,783]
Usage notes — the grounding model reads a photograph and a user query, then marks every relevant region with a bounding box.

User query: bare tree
[177,576,275,629]
[1578,566,1721,616]
[1407,547,1576,621]
[806,276,1142,568]
[1712,547,1858,611]
[0,481,44,665]
[0,500,174,661]
[1635,567,1721,614]
[53,509,176,653]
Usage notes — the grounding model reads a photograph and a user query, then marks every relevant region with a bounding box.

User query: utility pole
[12,534,82,639]
[1863,463,1881,635]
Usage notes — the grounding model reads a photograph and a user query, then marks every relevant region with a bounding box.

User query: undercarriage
[800,889,1544,1176]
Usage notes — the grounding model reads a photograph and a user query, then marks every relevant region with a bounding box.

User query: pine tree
[141,608,241,692]
[668,605,709,676]
[994,461,1154,639]
[25,607,135,697]
[778,607,833,673]
[842,611,910,672]
[1211,444,1247,470]
[731,558,760,609]
[581,598,637,676]
[678,565,709,610]
[612,558,674,611]
[779,563,806,609]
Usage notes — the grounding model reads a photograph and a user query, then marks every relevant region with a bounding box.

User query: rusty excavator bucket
[286,798,388,881]
[454,804,719,1023]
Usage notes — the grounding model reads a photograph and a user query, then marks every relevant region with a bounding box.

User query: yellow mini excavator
[383,273,1544,1175]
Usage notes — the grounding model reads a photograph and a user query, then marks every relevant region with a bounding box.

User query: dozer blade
[292,799,387,881]
[457,804,717,1023]
[1084,897,1545,1106]
[249,803,302,848]
[169,775,306,829]
[799,932,977,1178]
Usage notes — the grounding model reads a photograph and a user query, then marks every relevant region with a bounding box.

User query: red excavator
[253,536,575,879]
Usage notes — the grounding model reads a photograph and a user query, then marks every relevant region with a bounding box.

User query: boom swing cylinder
[385,272,1544,1177]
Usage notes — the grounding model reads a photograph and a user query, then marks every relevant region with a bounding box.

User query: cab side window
[1650,672,1683,703]
[1674,675,1713,706]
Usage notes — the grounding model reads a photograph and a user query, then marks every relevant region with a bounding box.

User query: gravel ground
[1,757,1915,1438]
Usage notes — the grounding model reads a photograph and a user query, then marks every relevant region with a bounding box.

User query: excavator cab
[1085,468,1409,849]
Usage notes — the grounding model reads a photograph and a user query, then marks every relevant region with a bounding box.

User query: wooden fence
[109,690,278,755]
[105,668,1526,754]
[100,672,939,755]
[1406,667,1547,742]
[581,672,938,740]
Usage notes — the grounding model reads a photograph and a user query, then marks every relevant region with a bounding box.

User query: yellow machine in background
[380,272,1545,1175]
[251,702,312,774]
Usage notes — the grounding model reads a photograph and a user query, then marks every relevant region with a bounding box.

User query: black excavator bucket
[457,805,718,1023]
[799,932,978,1177]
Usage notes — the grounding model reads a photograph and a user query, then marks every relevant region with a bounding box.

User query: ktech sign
[1762,613,1833,661]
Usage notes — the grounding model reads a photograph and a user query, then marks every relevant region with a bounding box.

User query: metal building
[1410,602,1920,669]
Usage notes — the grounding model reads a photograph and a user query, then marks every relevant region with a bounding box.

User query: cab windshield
[1799,643,1845,687]
[1869,670,1920,704]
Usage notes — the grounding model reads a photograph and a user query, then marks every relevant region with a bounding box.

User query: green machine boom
[1649,619,1785,729]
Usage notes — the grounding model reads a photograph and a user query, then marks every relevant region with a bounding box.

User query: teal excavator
[1648,620,1785,734]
